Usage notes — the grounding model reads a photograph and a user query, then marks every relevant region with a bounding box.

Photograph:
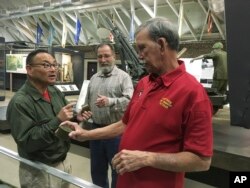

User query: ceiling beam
[11,19,34,42]
[0,0,123,21]
[137,0,156,18]
[178,0,184,36]
[2,23,20,41]
[80,12,100,43]
[58,12,74,46]
[166,0,198,40]
[120,5,141,26]
[44,13,63,44]
[113,7,129,35]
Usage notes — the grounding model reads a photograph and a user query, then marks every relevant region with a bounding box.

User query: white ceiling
[0,0,225,48]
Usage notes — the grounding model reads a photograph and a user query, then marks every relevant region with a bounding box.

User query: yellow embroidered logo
[160,98,172,109]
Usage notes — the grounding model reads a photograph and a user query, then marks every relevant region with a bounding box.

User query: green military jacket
[7,80,70,164]
[204,49,228,80]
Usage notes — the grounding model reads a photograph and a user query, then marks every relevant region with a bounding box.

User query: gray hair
[135,17,179,51]
[95,42,115,54]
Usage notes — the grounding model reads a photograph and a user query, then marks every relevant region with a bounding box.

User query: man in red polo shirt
[64,17,213,188]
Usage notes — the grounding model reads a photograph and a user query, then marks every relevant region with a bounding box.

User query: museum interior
[0,0,250,188]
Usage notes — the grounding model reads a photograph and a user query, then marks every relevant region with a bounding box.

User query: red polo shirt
[118,60,213,188]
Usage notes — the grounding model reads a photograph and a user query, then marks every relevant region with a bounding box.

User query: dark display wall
[225,0,250,128]
[72,54,84,90]
[5,73,27,91]
[0,37,5,100]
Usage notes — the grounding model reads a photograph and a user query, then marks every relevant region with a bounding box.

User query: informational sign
[6,54,27,73]
[55,84,79,92]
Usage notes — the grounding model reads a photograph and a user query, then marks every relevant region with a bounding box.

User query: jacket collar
[24,80,56,101]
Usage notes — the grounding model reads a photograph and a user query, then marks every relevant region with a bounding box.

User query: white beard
[100,65,114,74]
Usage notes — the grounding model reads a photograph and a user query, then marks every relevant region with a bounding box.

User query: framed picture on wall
[6,54,27,74]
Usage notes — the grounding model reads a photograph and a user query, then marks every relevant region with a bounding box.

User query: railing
[0,146,100,188]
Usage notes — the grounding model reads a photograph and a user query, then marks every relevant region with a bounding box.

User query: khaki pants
[19,157,72,188]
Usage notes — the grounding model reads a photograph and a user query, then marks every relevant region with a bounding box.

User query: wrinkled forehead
[135,29,152,44]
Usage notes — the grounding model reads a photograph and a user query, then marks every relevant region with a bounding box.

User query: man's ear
[157,37,167,52]
[26,65,32,75]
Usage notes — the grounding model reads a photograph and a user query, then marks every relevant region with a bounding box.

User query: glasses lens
[43,63,60,69]
[43,63,50,68]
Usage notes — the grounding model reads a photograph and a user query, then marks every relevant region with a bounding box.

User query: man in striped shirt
[85,42,134,188]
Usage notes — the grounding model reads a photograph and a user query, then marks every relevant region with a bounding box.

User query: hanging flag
[61,19,67,48]
[48,22,55,46]
[207,11,213,34]
[74,18,81,45]
[129,14,135,42]
[36,23,43,45]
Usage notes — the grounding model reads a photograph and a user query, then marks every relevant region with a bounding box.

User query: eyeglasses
[30,62,60,69]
